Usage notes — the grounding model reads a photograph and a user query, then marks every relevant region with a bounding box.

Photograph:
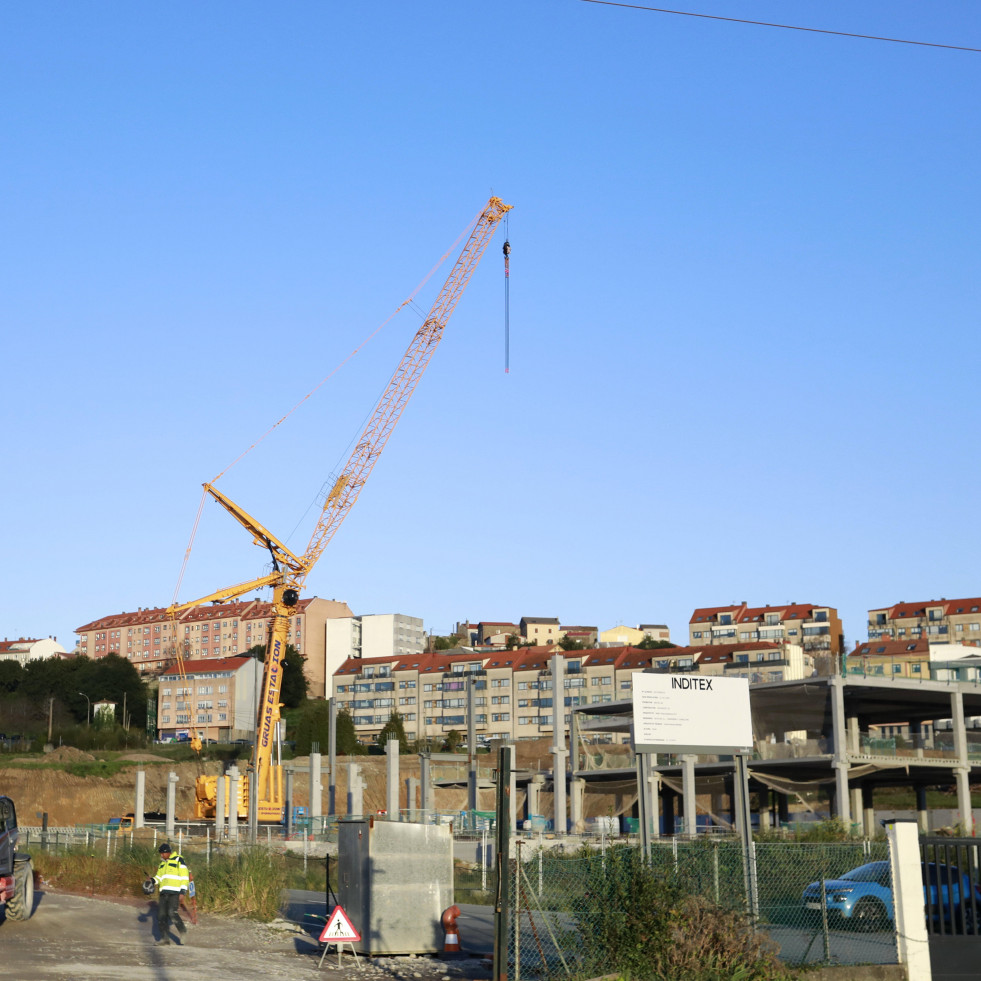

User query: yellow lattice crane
[167,196,511,821]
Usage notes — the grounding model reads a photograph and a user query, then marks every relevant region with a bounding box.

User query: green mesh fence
[499,838,898,980]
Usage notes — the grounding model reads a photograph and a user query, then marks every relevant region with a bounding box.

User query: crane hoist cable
[503,217,511,373]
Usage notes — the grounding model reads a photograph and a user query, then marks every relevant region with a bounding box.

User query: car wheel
[5,858,34,921]
[851,897,887,932]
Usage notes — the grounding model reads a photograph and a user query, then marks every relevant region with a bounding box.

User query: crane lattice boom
[163,196,511,823]
[297,195,511,583]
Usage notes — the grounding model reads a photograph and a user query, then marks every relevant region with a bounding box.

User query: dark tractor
[0,796,34,920]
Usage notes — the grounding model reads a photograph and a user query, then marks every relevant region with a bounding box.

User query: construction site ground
[0,887,493,981]
[0,739,634,827]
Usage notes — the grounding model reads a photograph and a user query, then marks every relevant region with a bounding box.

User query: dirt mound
[116,753,171,762]
[43,746,96,762]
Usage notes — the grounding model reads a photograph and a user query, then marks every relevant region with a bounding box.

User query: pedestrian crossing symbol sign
[319,905,361,944]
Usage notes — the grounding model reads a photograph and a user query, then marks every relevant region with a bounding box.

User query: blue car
[802,860,981,932]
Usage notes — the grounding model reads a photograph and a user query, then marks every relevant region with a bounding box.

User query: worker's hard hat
[159,843,172,854]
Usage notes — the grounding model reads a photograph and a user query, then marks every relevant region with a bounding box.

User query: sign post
[317,904,361,969]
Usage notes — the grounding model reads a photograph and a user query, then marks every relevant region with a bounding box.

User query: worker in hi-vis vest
[143,842,190,945]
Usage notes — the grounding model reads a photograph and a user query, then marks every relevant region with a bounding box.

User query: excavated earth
[0,739,630,826]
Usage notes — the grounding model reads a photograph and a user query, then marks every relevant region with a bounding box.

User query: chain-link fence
[500,838,898,980]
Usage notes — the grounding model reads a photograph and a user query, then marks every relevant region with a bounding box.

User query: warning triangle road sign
[319,905,361,944]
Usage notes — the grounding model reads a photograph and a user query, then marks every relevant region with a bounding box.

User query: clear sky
[3,2,979,654]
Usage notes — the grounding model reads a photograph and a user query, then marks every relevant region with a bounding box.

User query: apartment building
[325,613,425,686]
[477,622,520,645]
[520,617,561,645]
[75,595,352,696]
[598,624,671,647]
[333,644,730,746]
[689,603,843,659]
[0,637,67,665]
[867,597,981,648]
[693,641,813,683]
[155,655,261,742]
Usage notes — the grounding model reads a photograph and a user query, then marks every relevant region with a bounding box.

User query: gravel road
[0,888,493,981]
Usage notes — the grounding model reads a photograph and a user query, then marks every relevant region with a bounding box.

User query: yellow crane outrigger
[166,197,511,822]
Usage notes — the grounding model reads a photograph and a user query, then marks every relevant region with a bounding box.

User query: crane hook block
[503,240,511,257]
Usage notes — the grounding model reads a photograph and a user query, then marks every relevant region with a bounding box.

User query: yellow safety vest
[154,854,190,893]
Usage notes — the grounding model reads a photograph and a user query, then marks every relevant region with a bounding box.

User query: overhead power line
[577,0,981,54]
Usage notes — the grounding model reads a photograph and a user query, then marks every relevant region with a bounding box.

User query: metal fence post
[514,838,522,981]
[493,745,511,981]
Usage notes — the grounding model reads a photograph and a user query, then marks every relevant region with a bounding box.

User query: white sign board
[631,673,753,754]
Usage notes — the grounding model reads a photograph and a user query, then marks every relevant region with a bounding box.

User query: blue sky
[3,2,979,653]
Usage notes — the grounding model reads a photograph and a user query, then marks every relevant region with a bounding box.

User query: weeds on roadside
[34,843,323,920]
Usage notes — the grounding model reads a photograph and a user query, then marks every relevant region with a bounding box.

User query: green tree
[635,637,677,650]
[0,661,24,695]
[291,699,331,755]
[431,634,461,651]
[376,711,410,753]
[335,707,362,755]
[443,729,463,752]
[559,636,587,650]
[245,643,308,709]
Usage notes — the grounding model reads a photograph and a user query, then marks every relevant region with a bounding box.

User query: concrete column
[528,774,545,822]
[682,754,698,836]
[830,677,851,825]
[550,654,568,834]
[636,752,660,842]
[950,690,973,833]
[247,764,258,842]
[347,762,363,818]
[165,771,178,839]
[850,787,863,824]
[310,752,323,819]
[886,820,932,981]
[662,787,676,836]
[955,767,973,834]
[328,698,337,817]
[406,777,419,821]
[285,768,295,834]
[636,753,652,855]
[862,783,876,838]
[916,786,929,834]
[467,678,477,820]
[847,715,861,755]
[759,804,772,832]
[228,766,240,840]
[649,761,660,839]
[569,778,585,834]
[216,772,226,838]
[420,755,432,820]
[386,738,400,819]
[777,793,790,826]
[134,770,146,830]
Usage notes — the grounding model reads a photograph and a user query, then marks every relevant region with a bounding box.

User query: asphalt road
[0,888,492,981]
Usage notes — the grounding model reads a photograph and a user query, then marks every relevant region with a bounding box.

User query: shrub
[570,845,799,981]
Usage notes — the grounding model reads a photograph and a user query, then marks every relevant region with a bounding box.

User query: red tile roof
[689,605,746,624]
[850,638,929,658]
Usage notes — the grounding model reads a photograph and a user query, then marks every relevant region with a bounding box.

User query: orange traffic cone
[441,905,462,958]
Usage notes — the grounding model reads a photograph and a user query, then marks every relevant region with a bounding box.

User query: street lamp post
[77,691,90,727]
